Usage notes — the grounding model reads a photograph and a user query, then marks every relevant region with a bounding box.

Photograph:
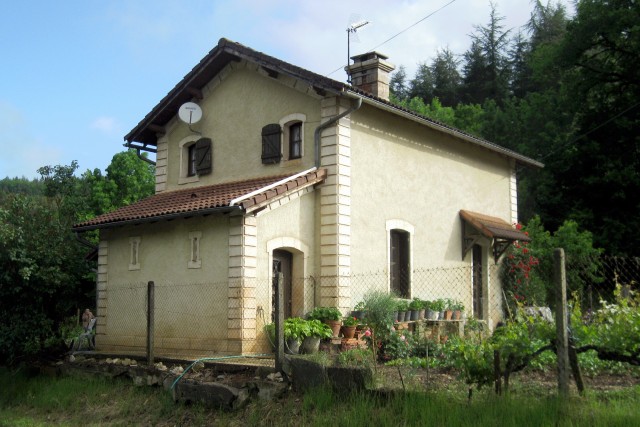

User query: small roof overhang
[73,168,326,232]
[459,209,531,263]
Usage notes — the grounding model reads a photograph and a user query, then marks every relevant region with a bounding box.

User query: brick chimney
[345,51,395,101]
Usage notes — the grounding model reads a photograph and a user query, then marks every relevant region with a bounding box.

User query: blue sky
[0,0,574,179]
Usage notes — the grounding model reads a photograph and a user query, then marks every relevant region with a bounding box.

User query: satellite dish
[178,102,203,125]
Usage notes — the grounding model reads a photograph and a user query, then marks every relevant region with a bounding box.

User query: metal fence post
[554,249,570,396]
[275,273,284,374]
[275,273,284,372]
[147,281,155,366]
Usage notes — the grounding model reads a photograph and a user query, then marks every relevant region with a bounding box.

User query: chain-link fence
[95,254,639,358]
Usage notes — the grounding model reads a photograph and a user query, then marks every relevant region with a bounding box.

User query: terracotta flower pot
[324,320,342,337]
[341,325,356,339]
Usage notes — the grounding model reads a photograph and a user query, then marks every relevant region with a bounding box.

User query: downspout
[314,94,363,168]
[122,142,157,166]
[135,149,156,166]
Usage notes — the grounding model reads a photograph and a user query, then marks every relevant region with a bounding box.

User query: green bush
[381,330,416,360]
[337,348,374,368]
[307,307,342,321]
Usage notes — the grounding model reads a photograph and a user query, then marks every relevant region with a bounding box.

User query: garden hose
[170,354,271,390]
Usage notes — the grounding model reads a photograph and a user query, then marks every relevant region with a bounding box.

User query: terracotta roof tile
[74,169,326,231]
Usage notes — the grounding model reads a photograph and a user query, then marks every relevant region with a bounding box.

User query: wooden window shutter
[261,124,282,164]
[195,137,212,175]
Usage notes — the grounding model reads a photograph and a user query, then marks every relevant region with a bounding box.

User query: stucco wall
[250,189,318,350]
[97,215,231,356]
[348,104,512,321]
[159,62,321,192]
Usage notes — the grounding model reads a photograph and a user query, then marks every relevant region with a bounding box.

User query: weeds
[1,367,639,426]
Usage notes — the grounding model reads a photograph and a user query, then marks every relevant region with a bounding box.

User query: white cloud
[91,116,119,133]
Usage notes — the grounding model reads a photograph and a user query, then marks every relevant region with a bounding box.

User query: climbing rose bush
[501,224,546,315]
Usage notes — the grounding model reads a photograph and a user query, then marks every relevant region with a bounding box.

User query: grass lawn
[1,366,639,426]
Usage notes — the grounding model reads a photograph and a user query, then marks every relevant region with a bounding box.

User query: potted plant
[424,300,437,320]
[351,301,366,320]
[341,316,359,339]
[408,298,423,321]
[396,300,409,322]
[431,299,445,320]
[284,317,310,354]
[422,300,433,319]
[307,306,342,337]
[301,319,332,354]
[443,298,455,320]
[451,300,465,320]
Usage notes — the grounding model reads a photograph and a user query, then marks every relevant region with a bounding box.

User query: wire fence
[95,254,639,358]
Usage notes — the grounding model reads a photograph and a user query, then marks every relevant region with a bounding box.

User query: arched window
[288,122,302,159]
[390,229,410,298]
[386,220,414,298]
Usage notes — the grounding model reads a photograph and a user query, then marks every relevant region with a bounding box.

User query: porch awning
[459,209,531,263]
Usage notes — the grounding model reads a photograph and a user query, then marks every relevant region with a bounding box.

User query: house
[73,38,540,358]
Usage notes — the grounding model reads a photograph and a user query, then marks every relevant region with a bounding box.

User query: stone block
[172,380,241,410]
[289,357,327,392]
[326,366,372,392]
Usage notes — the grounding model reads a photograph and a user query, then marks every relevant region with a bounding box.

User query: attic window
[288,122,302,160]
[179,136,211,184]
[187,144,197,177]
[194,138,212,175]
[280,113,306,162]
[261,124,282,164]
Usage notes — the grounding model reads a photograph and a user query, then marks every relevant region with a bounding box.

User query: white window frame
[385,220,414,298]
[188,231,202,269]
[279,113,306,162]
[129,237,141,271]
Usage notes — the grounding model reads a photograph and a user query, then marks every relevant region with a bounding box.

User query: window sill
[281,158,303,168]
[178,175,199,185]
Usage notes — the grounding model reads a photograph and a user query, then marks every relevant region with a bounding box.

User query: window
[472,244,485,320]
[179,138,199,184]
[188,232,202,269]
[129,237,141,271]
[390,229,410,298]
[261,114,306,165]
[179,137,212,182]
[289,122,302,159]
[261,124,282,164]
[187,144,197,177]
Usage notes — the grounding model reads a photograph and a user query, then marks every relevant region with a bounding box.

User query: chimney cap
[350,51,389,62]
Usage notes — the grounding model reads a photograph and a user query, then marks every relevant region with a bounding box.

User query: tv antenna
[346,16,370,83]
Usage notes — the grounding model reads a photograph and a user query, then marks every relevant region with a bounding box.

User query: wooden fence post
[554,249,570,396]
[147,281,155,366]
